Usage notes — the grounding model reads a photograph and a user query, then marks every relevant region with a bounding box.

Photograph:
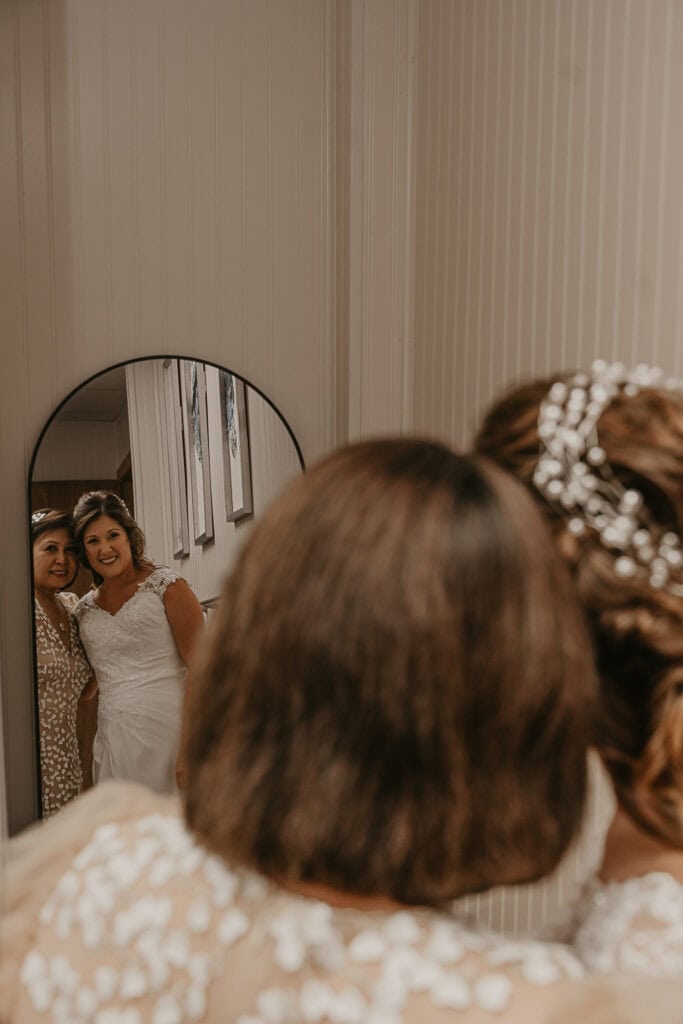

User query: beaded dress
[3,784,682,1024]
[74,568,185,794]
[34,593,91,817]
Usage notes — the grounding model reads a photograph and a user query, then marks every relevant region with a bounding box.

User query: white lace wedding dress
[571,870,683,977]
[74,568,186,794]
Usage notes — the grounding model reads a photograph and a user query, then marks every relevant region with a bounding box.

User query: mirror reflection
[30,358,304,816]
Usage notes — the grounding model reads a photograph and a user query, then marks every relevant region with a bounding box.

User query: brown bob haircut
[72,490,154,585]
[476,379,683,847]
[182,439,596,905]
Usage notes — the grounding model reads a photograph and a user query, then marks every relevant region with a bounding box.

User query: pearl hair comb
[534,359,683,595]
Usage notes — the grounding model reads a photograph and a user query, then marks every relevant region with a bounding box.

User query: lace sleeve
[139,567,181,598]
[56,592,79,615]
[572,872,683,977]
[72,592,94,623]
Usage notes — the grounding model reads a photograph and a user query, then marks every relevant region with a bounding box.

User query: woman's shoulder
[571,870,683,977]
[56,591,79,614]
[139,565,183,598]
[73,589,97,618]
[0,803,601,1024]
[6,804,682,1023]
[1,784,176,1022]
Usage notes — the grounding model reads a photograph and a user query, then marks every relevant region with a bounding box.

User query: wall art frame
[219,370,253,522]
[183,360,214,545]
[162,359,191,557]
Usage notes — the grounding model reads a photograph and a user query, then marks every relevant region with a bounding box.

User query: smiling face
[82,514,134,581]
[33,529,78,594]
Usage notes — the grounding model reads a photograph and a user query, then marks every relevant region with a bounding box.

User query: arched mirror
[29,357,304,817]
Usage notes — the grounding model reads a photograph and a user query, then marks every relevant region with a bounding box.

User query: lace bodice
[34,594,91,817]
[74,569,187,792]
[572,871,683,977]
[74,568,184,701]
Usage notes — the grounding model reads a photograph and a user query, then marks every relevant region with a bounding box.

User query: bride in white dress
[72,491,204,793]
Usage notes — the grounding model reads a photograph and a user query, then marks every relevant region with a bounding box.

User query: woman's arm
[163,578,205,669]
[79,674,98,702]
[163,579,205,791]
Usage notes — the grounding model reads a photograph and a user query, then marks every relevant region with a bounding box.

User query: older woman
[4,441,678,1022]
[476,361,683,976]
[32,509,96,817]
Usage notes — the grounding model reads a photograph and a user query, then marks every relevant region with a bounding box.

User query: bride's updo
[476,374,683,846]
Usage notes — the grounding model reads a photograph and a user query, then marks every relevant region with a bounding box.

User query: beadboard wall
[3,0,683,935]
[413,0,683,446]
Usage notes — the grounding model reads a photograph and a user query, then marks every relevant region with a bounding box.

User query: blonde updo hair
[476,377,683,846]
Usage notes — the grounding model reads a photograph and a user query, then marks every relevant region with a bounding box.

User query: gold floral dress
[34,594,91,817]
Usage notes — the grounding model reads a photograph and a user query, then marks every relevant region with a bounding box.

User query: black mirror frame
[27,354,306,818]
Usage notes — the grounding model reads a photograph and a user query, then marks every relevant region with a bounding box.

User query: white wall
[32,421,123,482]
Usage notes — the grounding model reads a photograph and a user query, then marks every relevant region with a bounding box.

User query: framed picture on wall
[163,359,190,557]
[183,360,214,545]
[220,371,253,522]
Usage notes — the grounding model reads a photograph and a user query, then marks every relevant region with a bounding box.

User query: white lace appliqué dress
[74,568,185,794]
[572,871,683,977]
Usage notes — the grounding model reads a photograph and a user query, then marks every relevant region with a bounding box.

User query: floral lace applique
[137,567,180,599]
[572,871,683,977]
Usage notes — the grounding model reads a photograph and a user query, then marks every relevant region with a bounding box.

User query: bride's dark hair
[72,490,155,585]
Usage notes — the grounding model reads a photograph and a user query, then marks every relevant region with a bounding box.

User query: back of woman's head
[183,438,595,904]
[475,368,683,845]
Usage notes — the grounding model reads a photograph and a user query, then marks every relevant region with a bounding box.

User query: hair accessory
[31,511,48,525]
[534,359,683,595]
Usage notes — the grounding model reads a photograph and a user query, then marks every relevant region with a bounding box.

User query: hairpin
[31,511,48,525]
[534,359,683,594]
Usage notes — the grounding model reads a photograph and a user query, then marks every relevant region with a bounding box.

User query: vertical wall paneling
[413,0,683,448]
[347,0,419,438]
[334,1,351,443]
